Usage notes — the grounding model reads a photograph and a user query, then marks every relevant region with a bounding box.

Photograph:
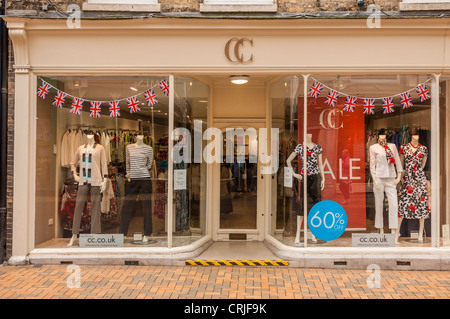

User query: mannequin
[286,134,325,244]
[369,133,402,235]
[68,134,108,246]
[397,134,429,243]
[119,135,155,243]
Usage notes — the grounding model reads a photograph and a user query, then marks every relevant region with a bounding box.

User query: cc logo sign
[225,38,254,64]
[319,109,344,130]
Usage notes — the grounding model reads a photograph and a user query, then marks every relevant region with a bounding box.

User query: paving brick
[0,265,448,299]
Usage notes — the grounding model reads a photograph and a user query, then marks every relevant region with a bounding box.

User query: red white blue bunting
[37,77,169,118]
[308,77,432,114]
[89,101,102,118]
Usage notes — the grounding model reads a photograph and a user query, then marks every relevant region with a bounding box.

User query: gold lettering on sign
[225,38,254,64]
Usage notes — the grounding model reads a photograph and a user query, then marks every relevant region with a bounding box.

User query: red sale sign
[297,96,367,230]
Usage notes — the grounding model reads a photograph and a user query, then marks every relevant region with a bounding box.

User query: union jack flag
[70,97,84,115]
[399,91,413,109]
[343,96,357,112]
[325,89,339,107]
[382,97,395,114]
[37,81,51,99]
[159,79,169,96]
[109,100,121,117]
[144,89,158,106]
[363,98,375,115]
[415,84,430,102]
[127,96,140,114]
[52,90,67,108]
[308,80,324,98]
[89,101,102,118]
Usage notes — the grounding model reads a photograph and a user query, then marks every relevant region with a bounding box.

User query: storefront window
[271,74,444,248]
[172,77,209,246]
[35,75,209,249]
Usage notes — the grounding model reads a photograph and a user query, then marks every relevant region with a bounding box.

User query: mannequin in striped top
[119,135,155,243]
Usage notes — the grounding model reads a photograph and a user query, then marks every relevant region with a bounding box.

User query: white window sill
[399,1,450,11]
[200,4,277,12]
[82,3,161,12]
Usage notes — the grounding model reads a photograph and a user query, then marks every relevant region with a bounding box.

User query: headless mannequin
[68,134,108,246]
[125,135,153,243]
[371,134,401,235]
[396,134,428,243]
[286,134,325,244]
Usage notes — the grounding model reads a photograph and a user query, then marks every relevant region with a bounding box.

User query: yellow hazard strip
[185,260,289,266]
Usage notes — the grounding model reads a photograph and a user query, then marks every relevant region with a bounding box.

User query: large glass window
[172,77,209,246]
[35,75,209,249]
[271,74,445,248]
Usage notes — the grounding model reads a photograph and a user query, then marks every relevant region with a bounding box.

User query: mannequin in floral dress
[397,134,429,243]
[286,134,325,245]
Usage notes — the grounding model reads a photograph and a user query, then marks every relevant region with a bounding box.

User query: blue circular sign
[307,200,348,241]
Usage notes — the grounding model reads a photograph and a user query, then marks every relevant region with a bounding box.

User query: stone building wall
[5,0,400,13]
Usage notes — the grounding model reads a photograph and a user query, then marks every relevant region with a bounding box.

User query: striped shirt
[126,144,154,179]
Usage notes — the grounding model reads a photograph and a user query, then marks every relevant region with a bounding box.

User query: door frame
[211,119,267,241]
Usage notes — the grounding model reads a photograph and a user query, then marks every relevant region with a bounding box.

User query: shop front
[4,17,450,268]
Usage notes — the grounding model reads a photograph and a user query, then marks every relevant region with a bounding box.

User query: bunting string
[36,77,169,118]
[308,76,433,115]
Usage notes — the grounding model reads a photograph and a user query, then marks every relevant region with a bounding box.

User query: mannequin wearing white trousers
[396,135,428,243]
[286,134,325,244]
[68,134,108,246]
[370,134,401,236]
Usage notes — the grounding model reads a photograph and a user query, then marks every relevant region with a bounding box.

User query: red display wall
[297,96,367,230]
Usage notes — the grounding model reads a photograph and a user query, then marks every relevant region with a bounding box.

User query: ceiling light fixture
[230,75,249,85]
[130,87,138,91]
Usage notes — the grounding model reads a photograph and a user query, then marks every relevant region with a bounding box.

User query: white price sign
[174,169,187,190]
[284,167,293,188]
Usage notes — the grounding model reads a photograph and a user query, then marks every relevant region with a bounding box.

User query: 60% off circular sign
[307,200,348,241]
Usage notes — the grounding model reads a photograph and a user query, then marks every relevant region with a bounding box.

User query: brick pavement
[0,264,448,299]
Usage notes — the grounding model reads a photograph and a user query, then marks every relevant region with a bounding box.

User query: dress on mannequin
[369,134,402,234]
[119,135,155,243]
[397,135,429,242]
[286,134,325,244]
[68,134,108,246]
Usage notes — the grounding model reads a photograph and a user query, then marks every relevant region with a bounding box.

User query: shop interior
[35,76,209,248]
[271,74,443,248]
[32,73,447,250]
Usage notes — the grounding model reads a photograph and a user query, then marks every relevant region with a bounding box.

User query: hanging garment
[292,174,322,217]
[119,179,153,237]
[369,143,403,178]
[72,184,102,235]
[101,178,114,214]
[126,144,154,179]
[154,171,167,219]
[59,181,90,232]
[398,143,430,219]
[100,131,112,164]
[373,177,399,229]
[71,143,108,187]
[293,143,323,176]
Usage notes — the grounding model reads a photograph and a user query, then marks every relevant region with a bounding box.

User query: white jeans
[373,177,399,229]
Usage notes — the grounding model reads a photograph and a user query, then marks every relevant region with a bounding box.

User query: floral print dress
[293,143,323,176]
[398,143,430,219]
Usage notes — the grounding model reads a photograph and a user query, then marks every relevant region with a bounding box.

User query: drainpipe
[0,0,8,264]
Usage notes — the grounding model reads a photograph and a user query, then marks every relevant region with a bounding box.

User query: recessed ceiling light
[230,75,249,85]
[130,87,138,91]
